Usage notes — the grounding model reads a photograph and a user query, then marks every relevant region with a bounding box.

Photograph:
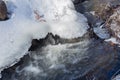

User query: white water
[11,40,90,80]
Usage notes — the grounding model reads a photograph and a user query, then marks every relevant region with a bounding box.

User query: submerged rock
[0,0,7,20]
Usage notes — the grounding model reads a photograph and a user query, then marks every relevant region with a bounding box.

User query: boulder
[0,0,7,20]
[105,6,120,41]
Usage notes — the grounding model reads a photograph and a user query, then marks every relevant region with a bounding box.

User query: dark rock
[29,31,102,51]
[29,33,57,51]
[84,12,97,27]
[73,0,87,5]
[0,0,7,20]
[44,33,56,45]
[29,39,41,51]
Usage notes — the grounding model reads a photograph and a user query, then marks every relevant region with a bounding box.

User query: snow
[0,0,89,77]
[0,0,49,75]
[105,37,120,45]
[30,0,89,38]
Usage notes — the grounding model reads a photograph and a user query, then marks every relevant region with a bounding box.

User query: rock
[77,0,120,20]
[29,33,57,51]
[29,32,100,51]
[0,0,7,20]
[75,0,120,40]
[73,0,86,4]
[105,6,120,41]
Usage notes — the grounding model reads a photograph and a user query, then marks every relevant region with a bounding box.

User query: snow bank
[0,0,89,76]
[30,0,89,38]
[0,0,49,75]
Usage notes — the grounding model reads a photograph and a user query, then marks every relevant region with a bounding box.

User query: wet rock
[75,0,120,40]
[75,0,120,20]
[29,39,41,51]
[29,33,63,51]
[0,0,7,20]
[73,0,86,5]
[29,33,56,51]
[86,0,112,20]
[29,31,101,51]
[84,12,97,27]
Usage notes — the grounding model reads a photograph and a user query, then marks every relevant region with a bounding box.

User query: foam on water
[11,40,90,80]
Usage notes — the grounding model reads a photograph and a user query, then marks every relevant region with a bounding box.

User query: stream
[1,37,120,80]
[1,0,120,80]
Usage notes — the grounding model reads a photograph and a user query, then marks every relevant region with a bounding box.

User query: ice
[105,37,120,45]
[112,75,120,80]
[94,24,110,39]
[0,0,89,76]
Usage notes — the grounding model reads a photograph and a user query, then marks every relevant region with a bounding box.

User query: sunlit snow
[0,0,89,76]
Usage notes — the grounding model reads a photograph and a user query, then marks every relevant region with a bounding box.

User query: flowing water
[1,38,120,80]
[1,0,120,80]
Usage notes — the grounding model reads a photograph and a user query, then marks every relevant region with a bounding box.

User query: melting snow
[0,0,89,76]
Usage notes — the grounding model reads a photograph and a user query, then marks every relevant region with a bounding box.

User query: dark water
[1,38,120,80]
